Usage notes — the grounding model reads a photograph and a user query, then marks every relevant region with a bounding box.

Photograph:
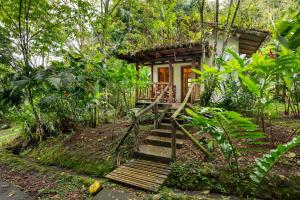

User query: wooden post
[168,59,173,103]
[193,57,201,103]
[135,62,139,103]
[154,102,158,129]
[171,118,176,160]
[134,117,139,151]
[150,64,154,82]
[150,64,154,99]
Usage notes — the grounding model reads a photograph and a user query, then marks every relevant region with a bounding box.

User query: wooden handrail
[114,85,170,153]
[170,83,211,159]
[158,104,171,124]
[134,85,170,151]
[173,120,212,157]
[136,85,169,118]
[171,83,196,120]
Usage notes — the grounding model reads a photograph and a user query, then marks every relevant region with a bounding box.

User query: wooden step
[159,123,180,129]
[135,145,172,163]
[162,117,185,123]
[105,159,170,192]
[135,102,171,108]
[159,122,171,129]
[150,129,185,139]
[144,135,184,148]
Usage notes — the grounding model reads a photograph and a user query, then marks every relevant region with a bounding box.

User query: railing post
[171,118,176,160]
[134,117,139,151]
[154,102,159,129]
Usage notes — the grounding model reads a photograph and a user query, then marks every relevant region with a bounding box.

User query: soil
[0,179,33,200]
[0,165,86,200]
[65,119,131,159]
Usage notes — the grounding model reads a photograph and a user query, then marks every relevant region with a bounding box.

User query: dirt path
[0,180,32,200]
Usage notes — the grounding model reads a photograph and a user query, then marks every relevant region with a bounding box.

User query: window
[158,67,169,83]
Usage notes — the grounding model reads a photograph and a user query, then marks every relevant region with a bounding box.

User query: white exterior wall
[152,36,239,102]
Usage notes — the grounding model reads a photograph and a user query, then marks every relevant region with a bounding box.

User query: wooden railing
[134,85,170,151]
[170,83,212,159]
[114,85,170,153]
[138,83,176,102]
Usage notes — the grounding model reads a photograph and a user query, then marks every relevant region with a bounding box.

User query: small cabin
[118,28,269,105]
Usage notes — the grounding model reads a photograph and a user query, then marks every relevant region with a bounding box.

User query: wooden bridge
[106,84,211,192]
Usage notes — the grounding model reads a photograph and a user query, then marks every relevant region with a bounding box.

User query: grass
[272,118,300,131]
[0,150,104,199]
[264,102,286,118]
[0,124,22,147]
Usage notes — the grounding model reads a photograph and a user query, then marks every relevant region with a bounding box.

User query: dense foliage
[0,0,300,199]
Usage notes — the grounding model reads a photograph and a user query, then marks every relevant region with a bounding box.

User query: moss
[0,124,22,147]
[154,188,218,200]
[166,161,300,200]
[165,162,229,194]
[25,142,112,177]
[254,174,300,200]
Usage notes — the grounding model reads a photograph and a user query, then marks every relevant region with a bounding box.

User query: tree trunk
[27,86,44,141]
[103,87,109,123]
[213,0,219,66]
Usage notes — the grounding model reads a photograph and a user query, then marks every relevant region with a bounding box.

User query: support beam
[150,64,153,82]
[168,59,174,102]
[191,57,199,103]
[150,64,154,100]
[135,62,139,103]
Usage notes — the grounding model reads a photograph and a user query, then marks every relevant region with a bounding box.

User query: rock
[0,124,10,130]
[287,152,296,158]
[151,194,161,200]
[202,190,210,195]
[89,181,102,195]
[93,188,141,200]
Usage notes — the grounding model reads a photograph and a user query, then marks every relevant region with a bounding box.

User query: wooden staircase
[105,105,185,192]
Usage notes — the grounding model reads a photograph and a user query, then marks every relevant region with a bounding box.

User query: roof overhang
[117,28,269,64]
[117,42,210,65]
[235,29,269,57]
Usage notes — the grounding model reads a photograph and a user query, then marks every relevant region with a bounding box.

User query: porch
[118,42,210,104]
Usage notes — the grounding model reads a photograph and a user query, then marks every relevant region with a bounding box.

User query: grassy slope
[0,125,22,147]
[20,121,136,177]
[22,134,113,177]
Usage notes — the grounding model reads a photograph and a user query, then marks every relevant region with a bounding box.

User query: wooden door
[181,66,193,101]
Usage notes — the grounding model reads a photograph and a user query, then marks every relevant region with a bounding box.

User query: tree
[0,0,74,139]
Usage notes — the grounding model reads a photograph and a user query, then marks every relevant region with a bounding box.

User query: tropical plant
[275,10,300,118]
[250,135,300,195]
[193,65,222,106]
[276,10,300,50]
[186,106,265,197]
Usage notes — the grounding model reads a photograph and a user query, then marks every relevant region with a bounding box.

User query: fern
[250,135,300,188]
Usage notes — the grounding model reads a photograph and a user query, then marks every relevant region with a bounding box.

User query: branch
[18,0,23,40]
[28,19,67,42]
[213,0,219,65]
[0,3,19,31]
[25,0,32,43]
[199,0,206,66]
[108,0,123,16]
[220,0,241,57]
[224,0,233,29]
